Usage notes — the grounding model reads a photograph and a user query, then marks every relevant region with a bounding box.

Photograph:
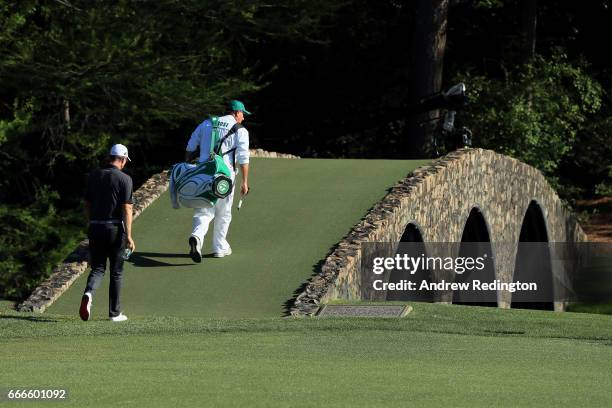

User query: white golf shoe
[110,313,128,322]
[213,248,232,258]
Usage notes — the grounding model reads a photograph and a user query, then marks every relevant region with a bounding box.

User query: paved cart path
[49,158,427,318]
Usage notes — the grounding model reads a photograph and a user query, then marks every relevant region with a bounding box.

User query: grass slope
[1,303,611,407]
[48,158,427,318]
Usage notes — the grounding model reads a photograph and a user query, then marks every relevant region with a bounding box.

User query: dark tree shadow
[0,315,58,323]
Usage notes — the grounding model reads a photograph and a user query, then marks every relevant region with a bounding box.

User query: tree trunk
[521,0,537,63]
[63,99,71,130]
[405,0,448,158]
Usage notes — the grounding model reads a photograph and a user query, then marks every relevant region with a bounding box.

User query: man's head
[228,100,251,124]
[109,144,131,169]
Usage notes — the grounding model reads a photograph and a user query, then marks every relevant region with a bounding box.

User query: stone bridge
[291,148,586,315]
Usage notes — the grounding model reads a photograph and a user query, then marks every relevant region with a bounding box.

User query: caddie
[184,100,250,262]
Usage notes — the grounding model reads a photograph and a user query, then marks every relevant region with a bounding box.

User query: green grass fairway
[0,300,14,313]
[49,158,428,318]
[1,303,611,407]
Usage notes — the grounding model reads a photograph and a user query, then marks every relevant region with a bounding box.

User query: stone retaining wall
[249,148,300,159]
[17,149,298,313]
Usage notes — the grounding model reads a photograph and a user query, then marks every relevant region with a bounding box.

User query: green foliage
[0,98,34,146]
[0,188,83,300]
[455,54,603,188]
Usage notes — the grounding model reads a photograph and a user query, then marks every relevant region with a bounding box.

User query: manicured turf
[1,303,611,407]
[49,158,428,318]
[0,300,14,313]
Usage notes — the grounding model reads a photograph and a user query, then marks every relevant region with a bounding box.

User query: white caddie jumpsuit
[185,114,249,253]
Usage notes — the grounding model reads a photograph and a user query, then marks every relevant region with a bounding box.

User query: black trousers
[84,224,126,317]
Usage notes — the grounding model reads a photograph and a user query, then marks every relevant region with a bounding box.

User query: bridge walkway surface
[49,158,427,318]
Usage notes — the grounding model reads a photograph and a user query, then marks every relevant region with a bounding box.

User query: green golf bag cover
[169,116,234,208]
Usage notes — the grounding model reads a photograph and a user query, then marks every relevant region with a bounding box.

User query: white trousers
[191,188,234,253]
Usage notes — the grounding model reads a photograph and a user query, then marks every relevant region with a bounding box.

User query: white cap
[110,144,131,161]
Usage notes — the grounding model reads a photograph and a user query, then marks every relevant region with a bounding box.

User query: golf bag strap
[214,123,244,169]
[209,116,220,156]
[214,123,243,155]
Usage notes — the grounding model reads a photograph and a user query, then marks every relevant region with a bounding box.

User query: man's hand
[241,182,249,196]
[127,236,136,252]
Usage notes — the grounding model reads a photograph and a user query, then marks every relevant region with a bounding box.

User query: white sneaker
[79,292,92,321]
[213,248,232,258]
[110,313,128,322]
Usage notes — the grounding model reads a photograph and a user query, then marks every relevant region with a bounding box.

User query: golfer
[184,100,250,262]
[79,144,135,322]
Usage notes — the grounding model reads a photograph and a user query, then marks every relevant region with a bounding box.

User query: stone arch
[387,223,433,301]
[519,199,550,242]
[460,207,491,242]
[400,222,425,242]
[511,200,554,310]
[453,207,497,306]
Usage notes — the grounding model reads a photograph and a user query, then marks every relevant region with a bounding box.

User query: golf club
[237,187,250,211]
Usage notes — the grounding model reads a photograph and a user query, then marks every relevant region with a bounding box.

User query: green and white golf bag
[170,116,236,209]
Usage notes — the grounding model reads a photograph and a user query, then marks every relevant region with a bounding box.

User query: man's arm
[123,203,135,252]
[235,127,250,196]
[185,121,204,162]
[121,176,135,252]
[240,163,249,196]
